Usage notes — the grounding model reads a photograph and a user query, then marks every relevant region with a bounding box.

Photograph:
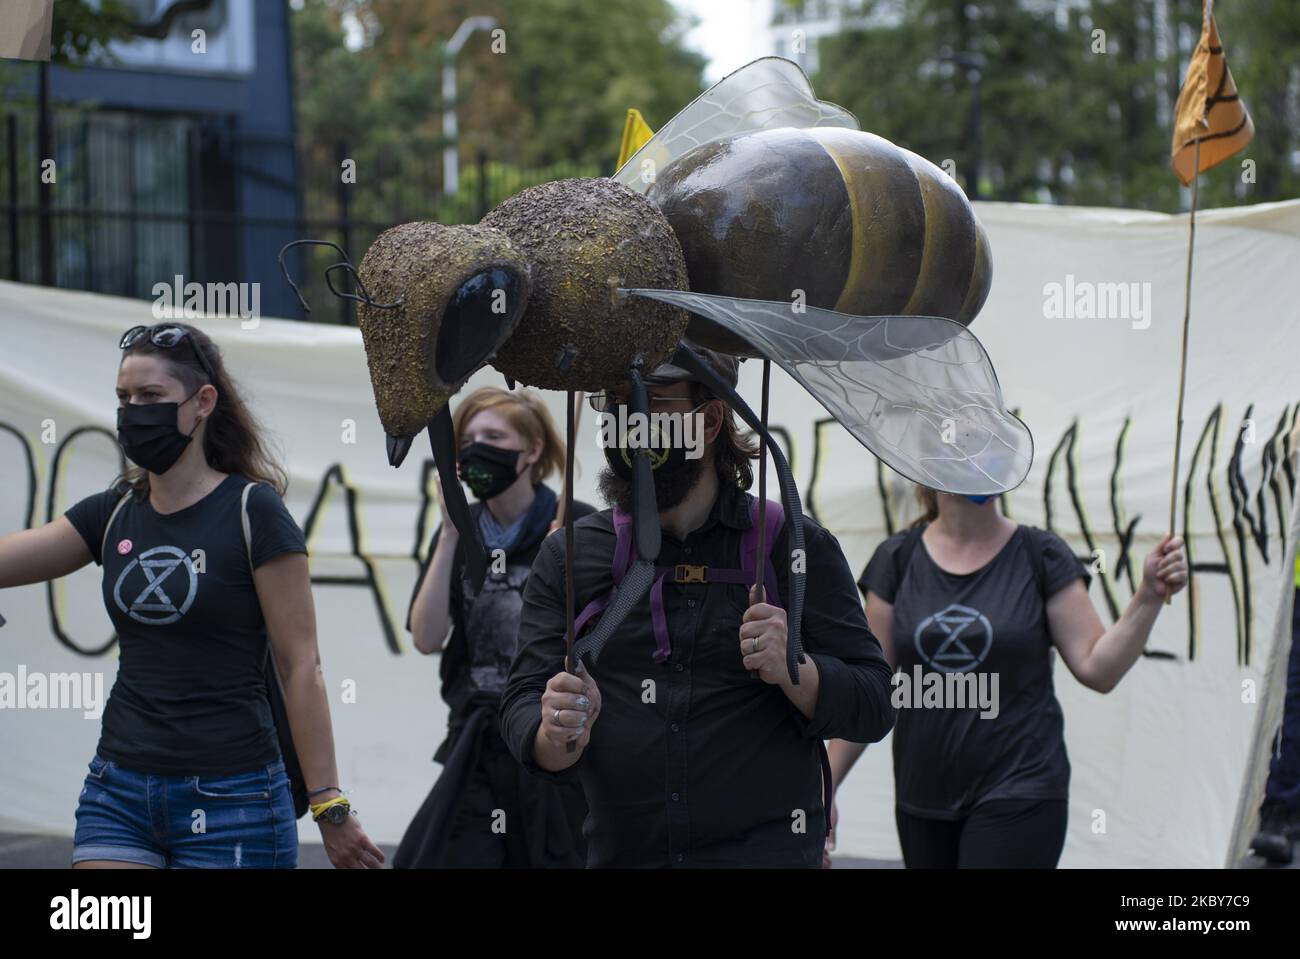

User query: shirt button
[683,546,692,555]
[687,599,696,608]
[671,793,680,802]
[674,663,684,672]
[676,854,684,863]
[670,723,679,732]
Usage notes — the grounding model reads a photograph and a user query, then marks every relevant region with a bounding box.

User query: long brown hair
[689,380,761,489]
[452,386,565,484]
[116,323,288,497]
[910,486,940,529]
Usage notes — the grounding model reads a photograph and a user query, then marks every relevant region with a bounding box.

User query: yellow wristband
[310,796,350,819]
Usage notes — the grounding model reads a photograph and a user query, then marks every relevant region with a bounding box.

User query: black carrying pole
[563,390,578,753]
[569,362,661,668]
[748,358,771,680]
[426,408,489,590]
[671,344,805,685]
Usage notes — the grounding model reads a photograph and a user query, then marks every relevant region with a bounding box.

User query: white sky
[673,0,775,82]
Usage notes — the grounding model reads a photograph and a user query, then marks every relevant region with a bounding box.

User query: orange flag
[1171,0,1254,185]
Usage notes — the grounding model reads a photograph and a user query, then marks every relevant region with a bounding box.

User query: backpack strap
[890,525,927,596]
[241,480,310,820]
[576,497,788,666]
[1021,526,1047,596]
[574,509,637,640]
[740,496,784,610]
[700,497,784,605]
[239,481,256,567]
[610,507,636,586]
[889,523,1048,597]
[99,489,134,564]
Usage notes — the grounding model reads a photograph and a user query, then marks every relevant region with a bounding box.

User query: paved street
[0,832,901,869]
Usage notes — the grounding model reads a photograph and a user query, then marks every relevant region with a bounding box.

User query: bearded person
[499,344,895,868]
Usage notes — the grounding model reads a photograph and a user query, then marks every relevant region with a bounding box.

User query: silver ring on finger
[553,708,562,725]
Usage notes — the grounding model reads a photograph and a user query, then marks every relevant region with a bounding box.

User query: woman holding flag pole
[828,1,1247,868]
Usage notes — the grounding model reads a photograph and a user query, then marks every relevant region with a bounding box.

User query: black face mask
[116,392,202,476]
[598,404,709,512]
[601,432,688,483]
[457,441,523,500]
[599,402,705,483]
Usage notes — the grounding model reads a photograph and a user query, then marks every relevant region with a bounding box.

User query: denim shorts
[72,752,299,869]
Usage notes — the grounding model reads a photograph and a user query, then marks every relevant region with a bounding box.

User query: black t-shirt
[858,524,1090,819]
[405,488,595,762]
[64,473,307,775]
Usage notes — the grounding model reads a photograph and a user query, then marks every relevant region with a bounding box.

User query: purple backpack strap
[610,507,636,585]
[648,572,671,663]
[574,508,637,639]
[741,497,785,610]
[575,499,782,663]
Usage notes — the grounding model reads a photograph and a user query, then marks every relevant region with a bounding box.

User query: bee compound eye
[435,266,528,385]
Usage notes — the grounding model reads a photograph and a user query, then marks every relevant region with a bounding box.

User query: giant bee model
[283,58,1032,682]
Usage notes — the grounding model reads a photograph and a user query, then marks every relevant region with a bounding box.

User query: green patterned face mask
[456,441,523,500]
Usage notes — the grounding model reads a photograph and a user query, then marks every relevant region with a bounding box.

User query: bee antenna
[324,261,404,310]
[277,239,403,313]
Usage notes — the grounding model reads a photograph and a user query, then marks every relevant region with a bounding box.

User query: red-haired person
[398,387,592,868]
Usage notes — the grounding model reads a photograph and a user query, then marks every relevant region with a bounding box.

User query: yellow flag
[1171,0,1254,186]
[617,108,656,170]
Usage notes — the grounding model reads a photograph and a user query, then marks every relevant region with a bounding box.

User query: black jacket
[500,480,895,867]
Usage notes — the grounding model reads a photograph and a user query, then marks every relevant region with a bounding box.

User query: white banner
[1,198,1297,867]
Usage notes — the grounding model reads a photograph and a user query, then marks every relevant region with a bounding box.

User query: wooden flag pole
[1166,139,1201,603]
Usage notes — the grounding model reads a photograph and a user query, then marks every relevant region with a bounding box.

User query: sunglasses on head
[587,390,710,414]
[119,325,217,384]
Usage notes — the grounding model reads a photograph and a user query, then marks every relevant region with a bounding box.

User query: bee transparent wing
[622,289,1033,495]
[614,57,858,194]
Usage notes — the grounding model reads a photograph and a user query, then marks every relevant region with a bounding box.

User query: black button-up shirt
[500,479,895,867]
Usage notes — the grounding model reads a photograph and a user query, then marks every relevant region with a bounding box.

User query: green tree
[292,0,707,193]
[814,0,1298,212]
[49,0,138,63]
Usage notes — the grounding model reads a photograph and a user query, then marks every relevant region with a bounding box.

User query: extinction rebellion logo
[914,603,993,672]
[894,603,1000,719]
[113,546,199,625]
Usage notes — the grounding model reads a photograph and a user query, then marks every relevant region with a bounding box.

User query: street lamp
[442,16,498,198]
[939,50,985,200]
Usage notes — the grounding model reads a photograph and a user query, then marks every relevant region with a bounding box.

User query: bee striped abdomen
[650,127,991,332]
[648,129,852,311]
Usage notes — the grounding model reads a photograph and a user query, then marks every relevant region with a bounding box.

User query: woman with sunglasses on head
[0,323,384,869]
[396,386,593,868]
[826,487,1187,868]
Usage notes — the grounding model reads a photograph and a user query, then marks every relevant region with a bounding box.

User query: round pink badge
[117,539,133,555]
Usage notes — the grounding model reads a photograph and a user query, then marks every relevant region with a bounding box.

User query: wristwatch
[311,797,352,825]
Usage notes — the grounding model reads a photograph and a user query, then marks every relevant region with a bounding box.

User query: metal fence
[1,107,606,325]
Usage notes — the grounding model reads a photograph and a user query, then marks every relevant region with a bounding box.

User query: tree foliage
[292,0,708,223]
[814,0,1299,212]
[50,0,139,64]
